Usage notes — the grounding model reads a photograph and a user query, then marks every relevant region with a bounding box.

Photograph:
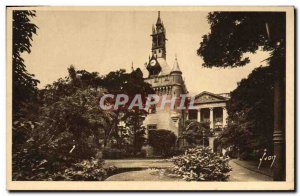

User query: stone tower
[143,12,188,137]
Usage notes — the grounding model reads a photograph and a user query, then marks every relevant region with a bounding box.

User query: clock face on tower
[150,59,156,66]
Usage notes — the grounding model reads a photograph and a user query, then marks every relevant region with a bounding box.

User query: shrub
[171,146,231,181]
[227,149,238,159]
[182,120,211,146]
[50,158,111,181]
[12,85,120,180]
[102,148,127,159]
[148,129,177,156]
[136,149,147,158]
[168,147,190,157]
[239,149,262,161]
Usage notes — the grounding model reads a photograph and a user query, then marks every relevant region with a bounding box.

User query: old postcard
[6,6,294,191]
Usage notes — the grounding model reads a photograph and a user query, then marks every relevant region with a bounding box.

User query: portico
[187,91,230,153]
[193,106,228,129]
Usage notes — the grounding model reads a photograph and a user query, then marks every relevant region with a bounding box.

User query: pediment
[194,91,228,104]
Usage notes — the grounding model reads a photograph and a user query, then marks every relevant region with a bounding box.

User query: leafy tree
[121,69,154,154]
[42,88,113,157]
[148,129,177,156]
[12,67,113,180]
[77,70,103,89]
[219,66,274,159]
[121,112,147,155]
[67,65,103,89]
[13,10,40,117]
[41,66,154,151]
[197,12,286,180]
[198,12,285,68]
[101,68,154,149]
[182,120,211,146]
[112,123,146,157]
[12,88,114,180]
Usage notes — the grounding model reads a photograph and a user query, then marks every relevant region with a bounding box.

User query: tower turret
[170,55,182,75]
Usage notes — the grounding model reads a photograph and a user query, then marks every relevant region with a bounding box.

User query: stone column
[208,137,215,151]
[273,62,286,181]
[222,107,228,127]
[209,108,214,129]
[197,109,201,122]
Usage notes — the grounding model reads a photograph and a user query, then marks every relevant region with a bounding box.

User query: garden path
[228,161,272,181]
[105,159,273,181]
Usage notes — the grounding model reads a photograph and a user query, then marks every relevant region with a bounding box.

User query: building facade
[143,12,229,152]
[187,91,229,152]
[143,11,187,137]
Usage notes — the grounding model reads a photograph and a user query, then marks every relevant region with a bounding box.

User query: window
[150,105,156,113]
[202,109,210,119]
[147,124,157,132]
[188,110,198,120]
[214,107,223,118]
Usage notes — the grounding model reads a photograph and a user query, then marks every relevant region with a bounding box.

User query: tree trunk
[103,136,107,147]
[133,128,137,156]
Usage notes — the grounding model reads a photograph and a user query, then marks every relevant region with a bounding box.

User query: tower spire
[151,11,166,59]
[156,11,162,26]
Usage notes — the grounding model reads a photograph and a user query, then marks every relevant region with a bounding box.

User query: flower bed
[170,146,231,181]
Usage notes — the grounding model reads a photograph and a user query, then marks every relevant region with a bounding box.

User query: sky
[22,9,270,95]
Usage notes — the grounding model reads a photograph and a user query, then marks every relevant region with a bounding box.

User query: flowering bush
[171,146,231,181]
[50,158,115,181]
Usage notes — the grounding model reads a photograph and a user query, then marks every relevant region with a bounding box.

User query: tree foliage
[198,12,285,68]
[12,64,155,180]
[12,80,114,180]
[148,129,177,156]
[219,66,274,159]
[197,12,286,160]
[13,10,40,116]
[182,120,211,146]
[101,68,154,150]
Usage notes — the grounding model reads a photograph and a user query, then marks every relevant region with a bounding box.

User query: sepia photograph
[6,6,294,191]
